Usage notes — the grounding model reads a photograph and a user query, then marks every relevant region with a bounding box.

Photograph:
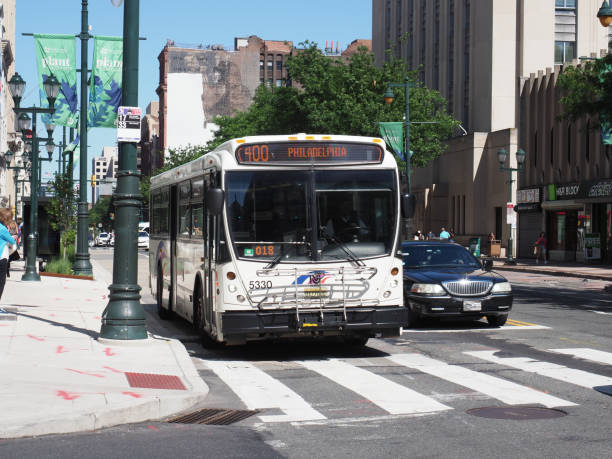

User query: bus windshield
[226,169,396,262]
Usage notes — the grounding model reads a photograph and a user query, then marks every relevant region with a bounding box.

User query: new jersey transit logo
[293,271,333,285]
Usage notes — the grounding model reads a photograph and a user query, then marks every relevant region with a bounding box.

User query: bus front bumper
[221,306,407,338]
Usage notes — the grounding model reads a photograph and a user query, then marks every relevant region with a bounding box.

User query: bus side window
[179,180,191,237]
[191,177,204,238]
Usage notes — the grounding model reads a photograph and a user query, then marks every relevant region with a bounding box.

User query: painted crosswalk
[200,347,612,424]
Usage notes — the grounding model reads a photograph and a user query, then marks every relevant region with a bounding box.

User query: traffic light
[91,174,96,187]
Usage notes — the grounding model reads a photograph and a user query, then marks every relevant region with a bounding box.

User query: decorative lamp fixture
[8,72,26,108]
[24,142,32,154]
[516,148,526,167]
[497,148,508,166]
[43,74,61,109]
[17,113,31,133]
[45,122,56,138]
[384,85,395,105]
[45,141,55,158]
[597,1,612,27]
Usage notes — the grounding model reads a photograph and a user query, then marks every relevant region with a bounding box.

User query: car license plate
[463,300,482,312]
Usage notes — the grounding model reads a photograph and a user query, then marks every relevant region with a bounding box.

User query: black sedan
[402,241,513,327]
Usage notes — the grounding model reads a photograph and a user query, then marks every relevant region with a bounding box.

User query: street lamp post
[8,72,59,281]
[5,150,27,218]
[597,1,612,26]
[73,0,93,276]
[100,0,147,340]
[496,147,526,265]
[384,76,413,238]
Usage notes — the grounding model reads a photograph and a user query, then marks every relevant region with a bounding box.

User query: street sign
[506,202,516,226]
[117,106,141,143]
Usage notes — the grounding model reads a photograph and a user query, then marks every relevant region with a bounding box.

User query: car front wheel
[486,314,508,327]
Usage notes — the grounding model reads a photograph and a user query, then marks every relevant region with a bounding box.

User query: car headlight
[410,283,446,295]
[492,281,512,293]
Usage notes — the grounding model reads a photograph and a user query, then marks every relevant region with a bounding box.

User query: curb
[493,265,612,282]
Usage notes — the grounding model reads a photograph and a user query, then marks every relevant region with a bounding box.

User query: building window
[420,0,427,81]
[554,41,575,64]
[266,79,272,87]
[259,59,264,68]
[276,60,282,71]
[260,78,264,86]
[448,0,455,114]
[267,60,273,68]
[433,0,440,90]
[555,0,576,8]
[275,79,282,87]
[463,0,471,130]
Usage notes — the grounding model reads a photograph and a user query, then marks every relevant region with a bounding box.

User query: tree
[46,173,77,258]
[153,144,208,176]
[557,55,612,125]
[89,195,113,232]
[207,43,460,167]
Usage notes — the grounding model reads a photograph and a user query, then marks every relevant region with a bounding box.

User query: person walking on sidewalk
[0,208,16,299]
[6,220,19,278]
[535,231,547,264]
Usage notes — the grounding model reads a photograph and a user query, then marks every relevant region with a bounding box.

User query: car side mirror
[206,188,224,215]
[482,258,493,272]
[401,193,416,219]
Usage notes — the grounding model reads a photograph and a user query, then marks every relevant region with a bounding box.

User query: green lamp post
[8,71,59,281]
[384,76,414,238]
[496,147,526,265]
[100,0,147,340]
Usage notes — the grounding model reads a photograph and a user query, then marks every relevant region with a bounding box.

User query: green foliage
[45,173,77,233]
[45,257,73,275]
[88,195,113,231]
[557,55,612,123]
[153,145,208,176]
[65,243,76,263]
[207,42,460,167]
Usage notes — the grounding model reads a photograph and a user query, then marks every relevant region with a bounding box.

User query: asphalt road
[2,249,611,459]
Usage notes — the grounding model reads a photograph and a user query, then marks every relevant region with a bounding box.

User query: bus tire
[157,266,171,320]
[343,335,369,346]
[193,282,221,349]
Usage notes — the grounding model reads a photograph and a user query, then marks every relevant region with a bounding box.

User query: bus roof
[151,133,397,189]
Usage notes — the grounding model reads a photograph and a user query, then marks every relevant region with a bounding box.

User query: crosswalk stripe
[465,350,612,389]
[387,353,575,408]
[299,359,451,415]
[204,360,326,423]
[549,348,612,366]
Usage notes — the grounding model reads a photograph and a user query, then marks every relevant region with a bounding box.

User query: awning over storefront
[541,200,583,211]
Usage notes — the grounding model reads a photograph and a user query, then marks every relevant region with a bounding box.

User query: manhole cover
[168,408,259,425]
[595,385,612,396]
[467,406,567,420]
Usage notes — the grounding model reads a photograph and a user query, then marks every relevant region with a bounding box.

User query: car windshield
[138,231,148,237]
[402,244,481,269]
[226,169,396,262]
[99,233,107,238]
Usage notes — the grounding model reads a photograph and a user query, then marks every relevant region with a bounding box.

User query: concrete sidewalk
[492,258,612,282]
[0,260,208,439]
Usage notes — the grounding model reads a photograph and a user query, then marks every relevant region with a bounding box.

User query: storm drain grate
[125,372,187,390]
[168,408,259,425]
[467,406,567,420]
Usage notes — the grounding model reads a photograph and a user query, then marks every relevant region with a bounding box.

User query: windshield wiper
[264,233,311,269]
[320,226,365,267]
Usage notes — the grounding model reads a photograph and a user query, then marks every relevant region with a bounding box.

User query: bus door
[170,184,178,312]
[204,174,215,329]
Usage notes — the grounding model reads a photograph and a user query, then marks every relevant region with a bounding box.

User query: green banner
[34,34,78,128]
[378,122,405,161]
[88,36,123,128]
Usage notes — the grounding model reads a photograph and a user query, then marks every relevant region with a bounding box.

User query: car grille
[441,279,493,296]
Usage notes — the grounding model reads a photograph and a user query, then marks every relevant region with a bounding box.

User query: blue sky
[15,0,372,199]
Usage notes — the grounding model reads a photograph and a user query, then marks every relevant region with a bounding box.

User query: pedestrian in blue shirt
[0,208,16,301]
[439,227,451,240]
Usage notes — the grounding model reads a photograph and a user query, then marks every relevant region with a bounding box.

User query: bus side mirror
[206,188,224,215]
[401,193,416,219]
[482,259,493,272]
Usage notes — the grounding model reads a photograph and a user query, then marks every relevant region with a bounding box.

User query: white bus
[149,133,409,345]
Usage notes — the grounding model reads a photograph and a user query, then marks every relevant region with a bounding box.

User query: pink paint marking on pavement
[103,366,124,373]
[94,316,101,320]
[103,348,117,356]
[147,425,159,431]
[123,391,143,398]
[56,345,69,354]
[27,334,45,341]
[57,390,79,400]
[66,368,106,378]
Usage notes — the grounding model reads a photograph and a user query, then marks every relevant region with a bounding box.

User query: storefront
[516,188,542,259]
[541,180,612,263]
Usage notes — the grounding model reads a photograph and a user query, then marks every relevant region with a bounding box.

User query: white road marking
[465,350,612,389]
[549,348,612,366]
[204,360,325,423]
[299,359,451,415]
[387,353,575,408]
[590,310,612,315]
[402,324,550,333]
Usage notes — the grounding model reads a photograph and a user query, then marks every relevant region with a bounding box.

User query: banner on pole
[88,36,123,128]
[34,34,78,128]
[378,122,405,161]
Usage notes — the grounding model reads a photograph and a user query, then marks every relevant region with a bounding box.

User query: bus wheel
[157,267,171,320]
[343,335,369,346]
[193,283,221,349]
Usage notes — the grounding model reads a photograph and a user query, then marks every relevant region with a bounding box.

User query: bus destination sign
[236,142,383,165]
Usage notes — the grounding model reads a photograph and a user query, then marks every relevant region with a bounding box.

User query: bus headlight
[389,279,399,288]
[237,295,246,302]
[383,290,391,298]
[228,284,237,293]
